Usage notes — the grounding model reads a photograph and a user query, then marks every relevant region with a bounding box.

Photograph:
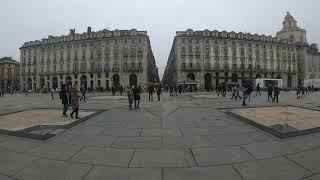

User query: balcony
[123,66,143,72]
[80,69,87,73]
[204,66,213,71]
[112,67,120,73]
[96,68,103,73]
[181,65,201,71]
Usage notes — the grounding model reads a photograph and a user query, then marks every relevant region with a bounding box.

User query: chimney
[87,27,91,34]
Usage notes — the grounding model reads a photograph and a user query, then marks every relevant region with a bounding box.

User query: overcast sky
[1,0,319,78]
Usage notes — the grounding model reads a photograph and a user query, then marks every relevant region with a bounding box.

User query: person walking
[230,86,236,100]
[50,88,54,100]
[273,86,280,103]
[267,84,273,102]
[157,85,161,101]
[79,84,86,102]
[126,86,134,110]
[296,85,301,99]
[174,85,178,96]
[242,85,248,106]
[256,83,261,96]
[59,84,69,117]
[120,85,124,96]
[70,84,80,119]
[236,85,242,100]
[133,85,141,109]
[112,86,116,96]
[247,84,253,103]
[148,85,153,101]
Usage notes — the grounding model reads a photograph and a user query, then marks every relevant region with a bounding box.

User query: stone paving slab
[163,136,213,148]
[283,135,320,152]
[193,146,255,166]
[0,138,42,153]
[163,166,243,180]
[84,166,161,180]
[71,146,134,166]
[234,157,312,180]
[162,120,198,128]
[287,147,320,173]
[242,141,300,159]
[14,158,92,180]
[125,119,161,128]
[130,149,196,167]
[303,174,320,180]
[67,126,105,136]
[180,126,256,136]
[0,148,38,176]
[0,174,16,180]
[112,137,162,148]
[48,133,115,147]
[141,128,182,136]
[28,143,83,161]
[101,128,142,136]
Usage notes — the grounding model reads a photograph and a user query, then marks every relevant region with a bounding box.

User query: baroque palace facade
[163,12,314,89]
[19,27,159,92]
[0,57,20,91]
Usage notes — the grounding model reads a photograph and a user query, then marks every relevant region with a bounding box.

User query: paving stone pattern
[0,92,319,179]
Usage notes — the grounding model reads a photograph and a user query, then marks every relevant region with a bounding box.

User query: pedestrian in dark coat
[256,83,261,96]
[242,85,248,106]
[79,84,86,102]
[112,86,116,96]
[126,87,134,110]
[273,86,280,103]
[59,84,68,117]
[157,85,161,101]
[70,84,80,119]
[133,86,141,109]
[148,85,153,101]
[120,85,124,96]
[267,85,273,102]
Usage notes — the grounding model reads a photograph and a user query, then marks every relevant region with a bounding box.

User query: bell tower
[276,12,307,44]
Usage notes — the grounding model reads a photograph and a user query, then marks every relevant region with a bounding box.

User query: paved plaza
[0,91,320,179]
